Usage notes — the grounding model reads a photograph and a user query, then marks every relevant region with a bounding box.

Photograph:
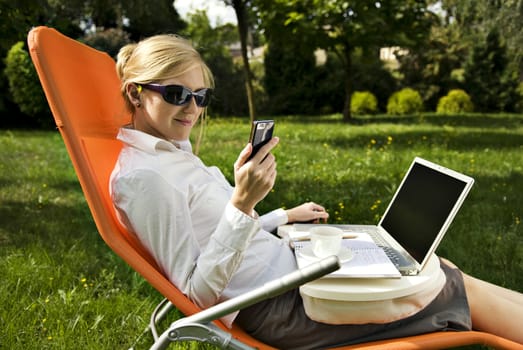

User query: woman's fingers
[235,143,253,171]
[232,137,279,214]
[286,202,330,223]
[250,137,279,164]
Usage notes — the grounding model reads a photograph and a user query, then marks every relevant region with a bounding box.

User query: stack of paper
[290,225,401,279]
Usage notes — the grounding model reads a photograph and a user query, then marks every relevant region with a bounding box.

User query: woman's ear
[127,84,142,108]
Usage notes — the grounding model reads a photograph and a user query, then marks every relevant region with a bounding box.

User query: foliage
[350,91,378,115]
[181,10,248,116]
[256,3,317,115]
[0,0,83,54]
[2,0,523,128]
[397,1,523,113]
[121,0,186,41]
[81,28,131,59]
[0,0,186,127]
[386,88,423,115]
[0,0,83,121]
[436,89,473,114]
[311,52,345,114]
[263,31,317,115]
[463,29,520,113]
[396,23,467,111]
[256,0,435,120]
[4,42,52,128]
[351,49,397,112]
[2,114,523,348]
[517,82,523,113]
[439,0,523,77]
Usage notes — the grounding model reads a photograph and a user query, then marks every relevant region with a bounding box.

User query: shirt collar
[117,127,192,154]
[172,139,193,153]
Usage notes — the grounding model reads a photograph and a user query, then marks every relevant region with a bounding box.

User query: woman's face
[133,66,206,141]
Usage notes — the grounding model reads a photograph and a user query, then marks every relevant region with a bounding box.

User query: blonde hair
[115,34,214,152]
[116,34,214,110]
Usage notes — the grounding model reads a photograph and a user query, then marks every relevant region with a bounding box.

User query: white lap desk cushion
[300,253,445,324]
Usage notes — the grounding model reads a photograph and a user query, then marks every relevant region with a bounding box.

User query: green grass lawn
[1,113,522,349]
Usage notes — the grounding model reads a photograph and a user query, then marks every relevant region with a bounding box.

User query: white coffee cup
[309,226,343,258]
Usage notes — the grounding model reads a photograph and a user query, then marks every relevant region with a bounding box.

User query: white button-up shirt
[110,127,297,326]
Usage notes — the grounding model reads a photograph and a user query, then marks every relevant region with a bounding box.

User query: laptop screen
[380,161,470,263]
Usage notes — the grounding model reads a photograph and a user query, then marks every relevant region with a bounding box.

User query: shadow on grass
[272,113,523,152]
[0,197,96,249]
[0,196,146,288]
[351,113,523,128]
[328,129,523,151]
[279,113,523,129]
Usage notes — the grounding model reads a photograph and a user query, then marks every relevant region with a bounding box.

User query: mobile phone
[248,120,275,160]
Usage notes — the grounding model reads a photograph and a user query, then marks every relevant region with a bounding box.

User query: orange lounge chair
[28,26,522,350]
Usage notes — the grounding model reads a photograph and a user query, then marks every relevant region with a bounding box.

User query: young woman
[110,34,523,349]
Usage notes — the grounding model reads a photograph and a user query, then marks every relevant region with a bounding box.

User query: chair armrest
[151,255,340,350]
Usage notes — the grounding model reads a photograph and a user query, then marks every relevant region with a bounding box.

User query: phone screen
[248,120,274,160]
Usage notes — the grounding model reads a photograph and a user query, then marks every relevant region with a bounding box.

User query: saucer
[298,246,353,263]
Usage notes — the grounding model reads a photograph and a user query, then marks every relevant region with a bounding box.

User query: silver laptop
[341,157,474,276]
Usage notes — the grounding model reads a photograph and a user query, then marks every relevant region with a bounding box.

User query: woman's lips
[175,118,193,126]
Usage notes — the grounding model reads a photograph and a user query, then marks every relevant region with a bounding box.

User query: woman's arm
[112,170,259,309]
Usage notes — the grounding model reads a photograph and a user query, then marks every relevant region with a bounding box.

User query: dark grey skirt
[235,260,471,350]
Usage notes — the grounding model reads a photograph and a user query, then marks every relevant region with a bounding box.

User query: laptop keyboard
[356,227,411,269]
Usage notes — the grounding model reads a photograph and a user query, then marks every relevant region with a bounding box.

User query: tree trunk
[232,0,256,123]
[342,45,353,121]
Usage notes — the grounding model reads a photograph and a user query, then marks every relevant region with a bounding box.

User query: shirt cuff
[259,208,288,233]
[214,202,261,251]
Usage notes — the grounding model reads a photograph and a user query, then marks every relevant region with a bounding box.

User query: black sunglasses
[139,83,212,107]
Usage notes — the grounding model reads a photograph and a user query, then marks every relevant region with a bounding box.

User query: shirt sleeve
[111,169,260,310]
[259,208,288,233]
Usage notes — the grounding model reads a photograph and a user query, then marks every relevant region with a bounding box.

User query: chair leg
[127,298,177,350]
[150,321,256,350]
[150,298,175,341]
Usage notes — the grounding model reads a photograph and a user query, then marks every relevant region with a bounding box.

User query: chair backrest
[27,24,203,321]
[28,26,275,349]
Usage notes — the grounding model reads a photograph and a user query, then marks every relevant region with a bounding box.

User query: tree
[263,33,318,115]
[396,22,468,110]
[497,0,523,77]
[182,10,247,117]
[439,0,522,74]
[257,0,434,120]
[259,5,318,115]
[0,0,82,123]
[434,0,522,111]
[222,0,257,123]
[123,0,186,40]
[463,29,520,112]
[0,0,187,127]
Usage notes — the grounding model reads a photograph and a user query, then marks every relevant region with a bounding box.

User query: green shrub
[386,88,423,115]
[350,91,378,115]
[4,42,52,128]
[436,89,474,114]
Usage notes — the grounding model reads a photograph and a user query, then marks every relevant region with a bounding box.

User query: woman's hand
[286,202,329,224]
[231,137,279,216]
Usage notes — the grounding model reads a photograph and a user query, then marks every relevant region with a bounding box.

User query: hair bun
[116,43,138,79]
